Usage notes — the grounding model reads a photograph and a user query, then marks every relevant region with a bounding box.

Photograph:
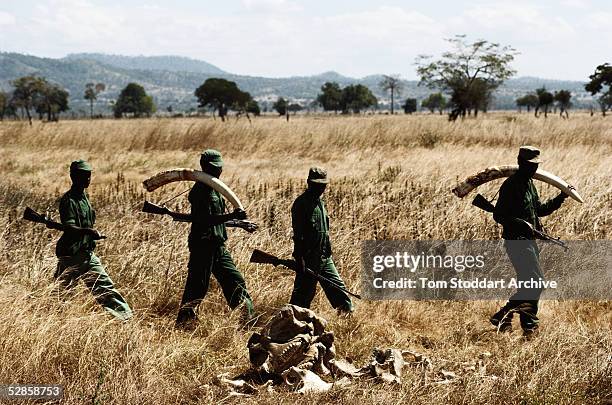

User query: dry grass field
[0,113,610,404]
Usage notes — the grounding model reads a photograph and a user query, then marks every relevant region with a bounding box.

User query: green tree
[273,97,288,116]
[554,90,572,118]
[113,83,155,118]
[194,78,249,121]
[34,83,69,121]
[245,100,260,116]
[402,98,417,114]
[84,83,106,118]
[287,103,303,115]
[585,63,612,117]
[535,87,554,118]
[421,92,447,114]
[516,94,538,113]
[415,35,517,119]
[341,84,377,114]
[0,91,7,121]
[11,76,47,125]
[379,75,403,114]
[597,93,612,117]
[316,82,342,113]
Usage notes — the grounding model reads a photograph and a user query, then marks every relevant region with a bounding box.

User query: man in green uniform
[55,160,132,321]
[175,149,254,328]
[492,146,569,337]
[290,167,353,313]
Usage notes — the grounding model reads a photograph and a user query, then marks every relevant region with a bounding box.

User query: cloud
[0,10,16,26]
[309,6,446,74]
[560,0,590,9]
[26,0,126,45]
[318,6,440,41]
[241,0,302,12]
[586,11,612,29]
[453,3,576,42]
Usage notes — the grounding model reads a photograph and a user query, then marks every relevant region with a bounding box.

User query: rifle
[516,218,569,251]
[249,249,362,300]
[471,194,568,251]
[23,207,107,239]
[472,193,495,213]
[142,200,258,233]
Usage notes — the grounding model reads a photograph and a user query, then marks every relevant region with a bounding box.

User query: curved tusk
[142,168,244,210]
[452,165,584,203]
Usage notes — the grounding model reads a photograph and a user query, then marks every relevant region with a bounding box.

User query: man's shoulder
[59,190,75,205]
[292,191,313,207]
[189,183,215,200]
[500,173,525,189]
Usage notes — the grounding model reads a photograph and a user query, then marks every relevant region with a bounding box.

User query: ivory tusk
[451,165,584,203]
[142,168,244,210]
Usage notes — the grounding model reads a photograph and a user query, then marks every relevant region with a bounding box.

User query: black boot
[490,307,513,333]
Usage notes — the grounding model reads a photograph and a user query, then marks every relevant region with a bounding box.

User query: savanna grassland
[0,113,610,404]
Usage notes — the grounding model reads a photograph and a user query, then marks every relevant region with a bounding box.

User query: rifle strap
[161,187,191,205]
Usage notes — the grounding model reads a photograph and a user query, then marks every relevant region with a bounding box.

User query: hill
[0,52,593,114]
[64,53,227,75]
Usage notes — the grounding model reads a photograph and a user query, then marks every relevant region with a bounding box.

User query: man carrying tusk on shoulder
[491,146,572,339]
[175,149,255,330]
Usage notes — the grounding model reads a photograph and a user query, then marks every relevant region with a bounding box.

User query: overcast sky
[0,0,610,80]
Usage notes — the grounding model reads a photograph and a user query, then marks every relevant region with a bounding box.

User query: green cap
[518,146,542,163]
[70,159,93,172]
[200,149,224,168]
[307,167,329,184]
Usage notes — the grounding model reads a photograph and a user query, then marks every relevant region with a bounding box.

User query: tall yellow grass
[0,113,610,404]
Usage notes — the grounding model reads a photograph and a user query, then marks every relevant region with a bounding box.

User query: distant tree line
[1,49,609,122]
[515,88,572,118]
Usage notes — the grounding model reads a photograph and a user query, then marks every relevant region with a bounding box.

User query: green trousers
[176,244,254,325]
[55,251,133,321]
[498,240,543,331]
[290,256,353,311]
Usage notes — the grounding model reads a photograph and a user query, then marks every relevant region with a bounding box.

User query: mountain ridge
[0,52,592,113]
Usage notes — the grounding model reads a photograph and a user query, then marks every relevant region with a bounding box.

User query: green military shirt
[494,172,564,239]
[188,182,228,247]
[291,190,332,259]
[56,188,96,257]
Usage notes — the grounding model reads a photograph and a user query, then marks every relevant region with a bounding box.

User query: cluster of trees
[0,76,69,124]
[421,93,447,114]
[316,82,377,114]
[271,98,304,116]
[0,76,159,122]
[516,88,572,118]
[194,78,259,121]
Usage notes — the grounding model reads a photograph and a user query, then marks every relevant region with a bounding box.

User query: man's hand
[514,219,534,237]
[240,220,258,233]
[559,184,575,201]
[231,208,248,221]
[87,228,106,240]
